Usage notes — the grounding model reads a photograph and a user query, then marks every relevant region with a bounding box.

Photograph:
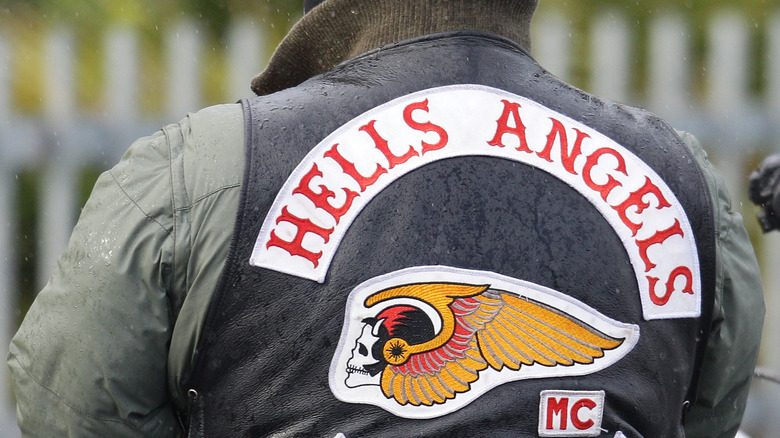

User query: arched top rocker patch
[249,84,701,321]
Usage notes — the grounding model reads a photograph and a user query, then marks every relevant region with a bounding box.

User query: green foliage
[2,0,777,111]
[535,0,779,98]
[0,0,304,36]
[0,0,304,112]
[541,0,778,18]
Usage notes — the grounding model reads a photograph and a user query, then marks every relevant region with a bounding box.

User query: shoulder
[179,103,245,205]
[675,130,732,221]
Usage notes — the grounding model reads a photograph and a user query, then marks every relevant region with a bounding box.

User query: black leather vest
[184,32,715,437]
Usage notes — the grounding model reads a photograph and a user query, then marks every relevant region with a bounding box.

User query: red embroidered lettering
[647,266,694,306]
[540,391,605,436]
[635,219,684,272]
[613,177,672,236]
[537,118,589,175]
[571,398,597,430]
[546,397,569,430]
[292,163,358,224]
[583,147,628,201]
[402,99,449,154]
[266,207,334,267]
[324,143,387,192]
[487,99,532,153]
[360,120,418,169]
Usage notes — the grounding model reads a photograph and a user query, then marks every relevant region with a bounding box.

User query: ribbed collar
[251,0,538,96]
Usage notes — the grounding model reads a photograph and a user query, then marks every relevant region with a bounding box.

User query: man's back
[186,30,715,437]
[8,1,764,437]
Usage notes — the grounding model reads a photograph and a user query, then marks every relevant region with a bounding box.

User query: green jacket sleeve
[7,103,243,437]
[8,128,181,436]
[679,132,765,438]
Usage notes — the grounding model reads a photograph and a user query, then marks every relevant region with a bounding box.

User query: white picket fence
[0,9,779,437]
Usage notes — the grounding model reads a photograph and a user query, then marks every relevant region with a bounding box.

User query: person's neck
[251,0,537,96]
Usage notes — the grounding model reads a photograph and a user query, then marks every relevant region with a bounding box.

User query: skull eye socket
[359,344,368,356]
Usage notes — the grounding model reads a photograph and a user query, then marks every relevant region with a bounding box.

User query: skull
[345,321,384,388]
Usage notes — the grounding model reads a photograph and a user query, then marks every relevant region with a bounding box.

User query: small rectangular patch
[539,390,605,437]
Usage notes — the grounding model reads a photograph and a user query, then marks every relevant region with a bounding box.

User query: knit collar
[251,0,538,96]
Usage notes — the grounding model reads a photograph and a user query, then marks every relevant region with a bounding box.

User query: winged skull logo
[330,267,639,418]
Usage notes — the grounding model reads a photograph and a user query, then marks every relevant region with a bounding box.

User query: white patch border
[539,390,606,437]
[329,266,639,419]
[250,84,701,321]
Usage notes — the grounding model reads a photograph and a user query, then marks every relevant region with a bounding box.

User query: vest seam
[180,100,252,404]
[173,184,241,212]
[107,170,172,237]
[163,123,192,302]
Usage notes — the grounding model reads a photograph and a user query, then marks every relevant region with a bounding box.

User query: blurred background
[0,0,778,436]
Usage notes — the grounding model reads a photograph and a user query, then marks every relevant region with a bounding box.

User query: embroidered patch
[329,266,639,419]
[249,84,700,320]
[539,390,606,437]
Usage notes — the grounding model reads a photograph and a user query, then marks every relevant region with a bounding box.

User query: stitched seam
[9,352,145,431]
[166,127,179,297]
[162,124,190,309]
[135,403,171,428]
[173,183,241,212]
[108,170,172,237]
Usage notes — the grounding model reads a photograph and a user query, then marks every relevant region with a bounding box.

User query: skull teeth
[346,364,371,375]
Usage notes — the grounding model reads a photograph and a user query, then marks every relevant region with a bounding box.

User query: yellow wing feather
[477,291,623,370]
[379,286,625,406]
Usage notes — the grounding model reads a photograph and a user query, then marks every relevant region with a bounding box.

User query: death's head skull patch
[329,266,640,419]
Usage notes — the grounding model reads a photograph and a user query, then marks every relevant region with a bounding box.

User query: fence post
[705,11,751,206]
[767,12,780,127]
[0,30,20,436]
[706,11,750,116]
[0,169,18,437]
[590,11,631,104]
[647,13,690,118]
[532,13,571,82]
[227,20,266,102]
[105,26,138,121]
[38,27,78,290]
[166,20,202,121]
[44,27,76,124]
[0,32,9,122]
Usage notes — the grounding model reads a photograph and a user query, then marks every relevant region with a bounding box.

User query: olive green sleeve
[7,128,181,436]
[6,103,243,437]
[679,131,765,437]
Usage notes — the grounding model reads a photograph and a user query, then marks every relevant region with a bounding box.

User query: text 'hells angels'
[250,85,700,321]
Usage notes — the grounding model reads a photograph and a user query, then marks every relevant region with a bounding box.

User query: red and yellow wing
[379,288,624,406]
[380,295,491,406]
[476,291,623,370]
